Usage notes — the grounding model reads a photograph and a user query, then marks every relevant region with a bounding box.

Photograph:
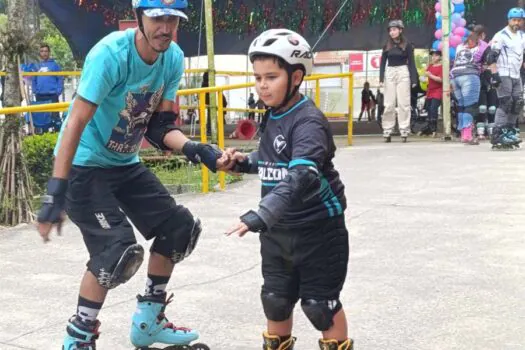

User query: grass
[150,163,244,194]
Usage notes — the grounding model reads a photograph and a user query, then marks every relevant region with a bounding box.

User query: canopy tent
[41,0,509,61]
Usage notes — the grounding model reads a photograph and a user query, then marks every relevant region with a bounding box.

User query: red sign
[348,53,364,72]
[370,54,382,69]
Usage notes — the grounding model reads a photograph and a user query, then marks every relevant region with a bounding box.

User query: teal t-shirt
[55,28,184,167]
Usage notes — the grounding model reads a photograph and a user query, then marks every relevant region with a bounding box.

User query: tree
[0,0,35,225]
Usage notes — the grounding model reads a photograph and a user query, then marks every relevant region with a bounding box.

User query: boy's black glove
[37,177,68,225]
[240,210,267,233]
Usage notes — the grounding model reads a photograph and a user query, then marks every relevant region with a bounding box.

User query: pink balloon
[450,35,462,47]
[454,27,466,37]
[435,29,443,40]
[451,22,457,31]
[438,42,443,51]
[460,18,467,27]
[435,2,441,12]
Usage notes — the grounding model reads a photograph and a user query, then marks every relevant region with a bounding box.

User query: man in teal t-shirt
[36,1,230,348]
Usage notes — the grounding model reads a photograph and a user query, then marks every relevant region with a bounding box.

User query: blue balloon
[454,4,465,13]
[449,47,456,59]
[463,29,470,37]
[436,15,442,23]
[436,20,442,30]
[432,40,440,50]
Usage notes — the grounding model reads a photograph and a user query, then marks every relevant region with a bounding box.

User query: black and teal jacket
[250,95,347,230]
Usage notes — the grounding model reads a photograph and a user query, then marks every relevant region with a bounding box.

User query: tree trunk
[0,0,34,226]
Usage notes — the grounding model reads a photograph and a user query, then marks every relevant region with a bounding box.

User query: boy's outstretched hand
[225,221,250,237]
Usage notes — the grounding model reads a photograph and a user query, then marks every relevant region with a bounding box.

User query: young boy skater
[424,49,443,137]
[225,29,353,350]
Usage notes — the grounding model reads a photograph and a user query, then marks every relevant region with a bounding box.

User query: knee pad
[479,105,487,114]
[488,106,497,115]
[89,243,144,289]
[512,97,524,114]
[499,96,513,113]
[151,207,202,264]
[261,292,296,322]
[301,299,342,331]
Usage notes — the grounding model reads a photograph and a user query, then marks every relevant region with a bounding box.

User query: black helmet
[388,19,405,29]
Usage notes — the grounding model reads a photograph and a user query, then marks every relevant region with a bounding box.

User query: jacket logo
[273,135,287,154]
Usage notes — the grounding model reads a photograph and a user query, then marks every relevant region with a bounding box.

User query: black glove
[37,177,68,225]
[490,73,502,88]
[240,210,267,233]
[232,157,251,173]
[181,141,222,172]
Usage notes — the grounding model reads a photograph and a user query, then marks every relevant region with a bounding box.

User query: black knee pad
[499,96,513,114]
[150,207,202,264]
[301,299,342,331]
[261,292,297,322]
[88,242,144,289]
[512,96,524,114]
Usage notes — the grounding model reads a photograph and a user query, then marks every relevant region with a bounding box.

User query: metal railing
[0,72,354,193]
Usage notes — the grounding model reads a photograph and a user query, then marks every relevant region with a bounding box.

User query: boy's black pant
[426,98,441,133]
[65,163,198,288]
[260,215,349,308]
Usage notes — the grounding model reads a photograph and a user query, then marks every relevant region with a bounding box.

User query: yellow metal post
[216,91,226,190]
[199,92,209,193]
[347,73,354,146]
[315,78,321,107]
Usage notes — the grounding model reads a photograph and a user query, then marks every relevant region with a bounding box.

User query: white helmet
[248,29,313,75]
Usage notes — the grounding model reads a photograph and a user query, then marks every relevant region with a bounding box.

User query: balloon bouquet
[420,0,469,91]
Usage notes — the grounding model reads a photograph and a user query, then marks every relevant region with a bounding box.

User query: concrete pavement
[1,138,524,350]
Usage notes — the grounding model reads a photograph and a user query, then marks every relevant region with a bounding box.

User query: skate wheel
[191,343,210,350]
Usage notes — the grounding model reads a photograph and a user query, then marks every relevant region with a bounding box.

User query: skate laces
[155,293,193,333]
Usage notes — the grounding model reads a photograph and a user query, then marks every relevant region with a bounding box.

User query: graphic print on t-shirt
[106,84,164,154]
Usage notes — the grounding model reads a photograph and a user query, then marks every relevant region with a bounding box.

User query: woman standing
[379,19,418,142]
[450,29,488,145]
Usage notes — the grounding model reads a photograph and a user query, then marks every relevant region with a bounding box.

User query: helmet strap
[271,65,305,114]
[135,9,158,51]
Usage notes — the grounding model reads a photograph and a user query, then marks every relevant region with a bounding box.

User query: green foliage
[21,134,243,195]
[0,14,6,32]
[39,15,76,71]
[22,132,59,193]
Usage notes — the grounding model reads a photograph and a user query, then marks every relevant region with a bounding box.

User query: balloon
[432,40,440,50]
[438,42,443,51]
[454,27,466,37]
[435,2,441,12]
[451,35,463,47]
[421,81,428,92]
[436,20,442,30]
[460,18,466,27]
[435,29,443,40]
[451,22,457,31]
[452,0,464,4]
[454,3,465,13]
[450,47,456,59]
[450,3,455,13]
[452,13,462,25]
[436,12,441,19]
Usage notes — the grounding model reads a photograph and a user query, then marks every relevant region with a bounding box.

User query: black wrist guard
[240,210,267,233]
